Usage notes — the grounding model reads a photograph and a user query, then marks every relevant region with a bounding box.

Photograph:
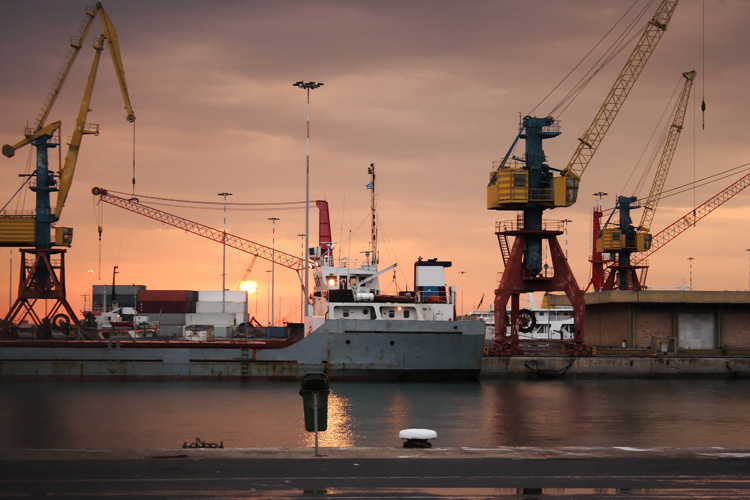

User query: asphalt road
[2,448,750,499]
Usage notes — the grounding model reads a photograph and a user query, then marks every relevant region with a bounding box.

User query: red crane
[91,187,327,272]
[632,171,750,270]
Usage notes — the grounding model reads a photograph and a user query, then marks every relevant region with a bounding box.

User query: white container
[196,301,247,314]
[198,290,247,303]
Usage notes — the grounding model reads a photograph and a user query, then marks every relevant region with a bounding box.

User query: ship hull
[0,319,485,381]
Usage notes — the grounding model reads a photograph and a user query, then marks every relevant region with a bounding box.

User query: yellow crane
[1,2,135,334]
[485,0,680,356]
[598,70,696,290]
[1,1,135,247]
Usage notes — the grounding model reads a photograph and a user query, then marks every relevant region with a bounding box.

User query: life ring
[53,313,71,329]
[517,309,536,334]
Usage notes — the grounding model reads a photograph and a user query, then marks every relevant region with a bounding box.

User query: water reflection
[1,379,749,449]
[302,391,355,448]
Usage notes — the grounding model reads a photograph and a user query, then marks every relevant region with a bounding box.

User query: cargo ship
[0,165,485,380]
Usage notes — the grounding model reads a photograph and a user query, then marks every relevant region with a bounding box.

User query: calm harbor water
[1,379,748,450]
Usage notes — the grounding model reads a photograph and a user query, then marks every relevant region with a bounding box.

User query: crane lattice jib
[562,0,680,180]
[638,70,695,233]
[632,171,750,265]
[94,189,305,271]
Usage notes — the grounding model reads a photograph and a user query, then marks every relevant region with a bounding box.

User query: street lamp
[561,219,572,259]
[218,192,232,314]
[458,271,466,316]
[293,80,324,321]
[687,256,695,291]
[268,217,280,326]
[298,233,305,322]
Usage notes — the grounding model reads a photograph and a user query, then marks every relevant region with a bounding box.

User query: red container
[138,290,197,303]
[137,301,196,314]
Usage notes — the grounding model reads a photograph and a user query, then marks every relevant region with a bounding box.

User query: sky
[2,0,750,325]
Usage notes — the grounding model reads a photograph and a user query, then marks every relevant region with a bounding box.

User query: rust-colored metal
[488,225,587,356]
[1,248,80,336]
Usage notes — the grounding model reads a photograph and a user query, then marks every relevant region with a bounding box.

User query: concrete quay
[480,354,750,378]
[3,447,750,499]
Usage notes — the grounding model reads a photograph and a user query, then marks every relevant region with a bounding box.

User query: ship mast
[367,163,377,266]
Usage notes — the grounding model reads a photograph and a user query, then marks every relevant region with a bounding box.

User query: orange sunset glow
[2,1,750,325]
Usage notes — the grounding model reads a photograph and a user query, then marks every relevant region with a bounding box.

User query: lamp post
[687,256,695,290]
[293,80,323,321]
[561,219,572,259]
[86,269,93,312]
[268,217,279,326]
[298,233,305,322]
[746,249,750,291]
[218,192,232,314]
[459,271,466,316]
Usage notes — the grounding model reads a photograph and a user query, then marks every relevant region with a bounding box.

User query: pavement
[3,447,750,499]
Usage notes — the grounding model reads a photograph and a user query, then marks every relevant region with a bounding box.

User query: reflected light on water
[303,391,355,448]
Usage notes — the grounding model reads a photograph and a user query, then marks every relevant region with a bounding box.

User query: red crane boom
[632,171,750,266]
[92,188,306,271]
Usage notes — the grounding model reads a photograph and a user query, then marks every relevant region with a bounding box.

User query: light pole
[459,271,466,316]
[218,192,232,314]
[561,219,572,259]
[746,249,750,291]
[268,217,279,326]
[687,256,695,290]
[87,269,94,311]
[293,80,323,321]
[298,233,305,322]
[265,269,271,327]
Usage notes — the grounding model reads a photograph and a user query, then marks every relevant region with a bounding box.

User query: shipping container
[196,301,247,314]
[198,290,248,303]
[138,290,198,303]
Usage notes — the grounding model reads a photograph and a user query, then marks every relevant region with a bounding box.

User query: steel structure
[486,0,679,355]
[599,70,696,290]
[632,171,750,267]
[91,188,306,271]
[1,3,134,334]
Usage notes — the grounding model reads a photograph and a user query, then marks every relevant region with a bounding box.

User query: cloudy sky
[1,0,749,323]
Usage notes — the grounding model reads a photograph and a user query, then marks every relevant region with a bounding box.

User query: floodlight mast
[293,80,324,319]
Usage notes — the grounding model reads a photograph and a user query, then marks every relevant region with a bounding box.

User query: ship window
[343,309,350,317]
[404,310,410,319]
[326,275,337,287]
[349,277,357,288]
[388,310,395,318]
[363,309,369,316]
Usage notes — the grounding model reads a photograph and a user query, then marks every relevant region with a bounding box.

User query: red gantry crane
[486,0,679,355]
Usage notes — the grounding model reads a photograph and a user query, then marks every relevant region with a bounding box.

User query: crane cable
[529,0,651,118]
[131,120,136,199]
[619,75,685,198]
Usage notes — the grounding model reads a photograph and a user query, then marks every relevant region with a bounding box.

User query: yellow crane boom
[637,70,696,233]
[560,0,680,205]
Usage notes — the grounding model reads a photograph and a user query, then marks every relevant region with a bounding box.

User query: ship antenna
[367,163,377,266]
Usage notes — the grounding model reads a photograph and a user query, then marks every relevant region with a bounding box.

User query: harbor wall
[550,290,750,351]
[480,355,750,378]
